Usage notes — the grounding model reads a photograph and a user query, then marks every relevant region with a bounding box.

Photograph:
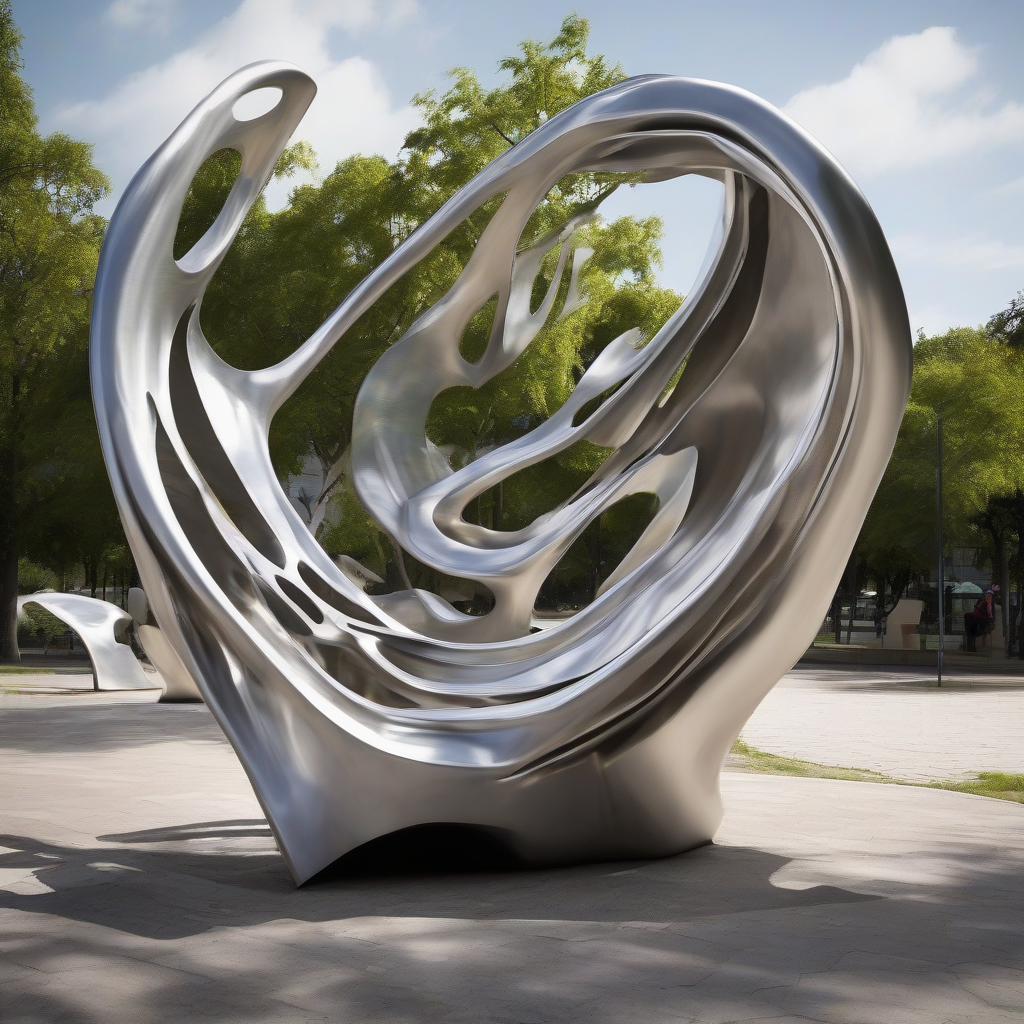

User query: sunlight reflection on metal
[90,63,911,884]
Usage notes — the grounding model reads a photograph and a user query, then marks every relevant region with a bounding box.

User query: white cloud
[386,0,419,27]
[994,174,1024,195]
[893,232,1024,272]
[106,0,176,34]
[61,0,420,208]
[784,26,1024,178]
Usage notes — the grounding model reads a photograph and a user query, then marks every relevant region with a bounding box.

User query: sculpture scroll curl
[91,63,911,884]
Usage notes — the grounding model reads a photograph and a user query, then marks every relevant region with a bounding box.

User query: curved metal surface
[127,587,203,701]
[18,593,155,691]
[90,63,911,884]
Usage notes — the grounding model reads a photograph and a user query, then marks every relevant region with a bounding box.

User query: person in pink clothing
[964,589,995,652]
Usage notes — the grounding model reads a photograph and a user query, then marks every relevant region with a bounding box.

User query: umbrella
[951,582,983,594]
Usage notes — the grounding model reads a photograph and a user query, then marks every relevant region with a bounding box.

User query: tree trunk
[845,561,857,644]
[1013,581,1022,658]
[0,539,18,661]
[0,363,19,662]
[999,539,1010,655]
[388,533,414,591]
[1011,507,1019,659]
[1018,575,1024,660]
[1016,509,1024,659]
[305,445,348,537]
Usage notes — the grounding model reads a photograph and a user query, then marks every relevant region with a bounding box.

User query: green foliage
[4,4,1024,643]
[16,599,63,648]
[15,556,63,646]
[318,485,392,584]
[18,316,124,581]
[986,290,1024,349]
[860,327,1024,576]
[16,557,54,594]
[186,14,682,609]
[0,0,110,657]
[173,148,242,259]
[405,13,625,209]
[423,240,681,603]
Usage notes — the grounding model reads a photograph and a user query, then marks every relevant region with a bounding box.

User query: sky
[10,0,1024,336]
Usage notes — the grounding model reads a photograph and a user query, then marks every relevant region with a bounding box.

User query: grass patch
[931,773,1024,804]
[730,739,1024,806]
[729,739,891,783]
[0,667,90,675]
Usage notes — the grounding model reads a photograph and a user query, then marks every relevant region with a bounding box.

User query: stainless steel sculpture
[126,586,203,701]
[17,593,155,691]
[91,63,911,884]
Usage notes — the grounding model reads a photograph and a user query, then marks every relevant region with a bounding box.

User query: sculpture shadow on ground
[0,704,218,754]
[0,828,877,942]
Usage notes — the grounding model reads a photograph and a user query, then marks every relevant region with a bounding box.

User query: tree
[17,316,127,599]
[987,490,1024,656]
[328,16,681,603]
[191,15,684,607]
[0,1,109,659]
[858,326,1024,633]
[987,290,1024,349]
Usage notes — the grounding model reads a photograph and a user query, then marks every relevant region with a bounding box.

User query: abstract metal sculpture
[91,63,911,884]
[17,593,155,692]
[126,587,203,701]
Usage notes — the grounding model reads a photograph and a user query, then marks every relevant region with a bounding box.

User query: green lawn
[0,666,90,674]
[933,772,1024,804]
[730,739,1024,805]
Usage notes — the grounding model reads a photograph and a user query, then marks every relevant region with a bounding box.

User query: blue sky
[11,0,1024,335]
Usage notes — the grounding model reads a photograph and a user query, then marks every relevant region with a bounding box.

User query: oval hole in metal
[233,87,283,122]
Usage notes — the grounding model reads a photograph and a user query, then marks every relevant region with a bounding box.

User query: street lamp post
[937,414,944,688]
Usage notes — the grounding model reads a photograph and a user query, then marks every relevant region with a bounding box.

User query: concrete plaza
[742,666,1024,780]
[1,669,1022,1023]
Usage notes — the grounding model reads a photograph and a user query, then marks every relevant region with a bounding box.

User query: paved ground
[1,676,1023,1022]
[741,667,1024,781]
[0,671,161,709]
